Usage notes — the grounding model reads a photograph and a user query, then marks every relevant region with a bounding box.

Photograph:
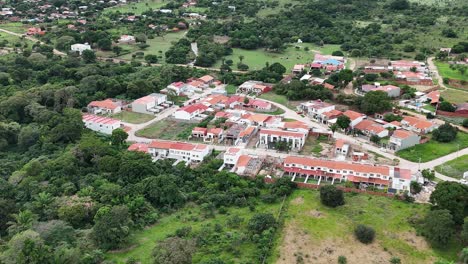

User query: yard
[103,0,166,14]
[111,111,155,124]
[299,135,332,157]
[397,132,468,162]
[135,119,195,140]
[258,93,298,110]
[214,43,342,71]
[269,190,460,264]
[434,154,468,179]
[106,201,282,263]
[440,88,468,104]
[434,61,468,82]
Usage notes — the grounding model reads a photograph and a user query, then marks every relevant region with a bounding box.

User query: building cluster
[363,60,433,86]
[161,75,221,96]
[292,54,346,75]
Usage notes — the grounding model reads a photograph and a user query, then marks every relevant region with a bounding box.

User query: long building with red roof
[148,140,211,163]
[82,114,121,134]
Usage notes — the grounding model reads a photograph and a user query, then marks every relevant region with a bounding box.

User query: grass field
[0,22,28,34]
[118,31,186,62]
[435,61,468,82]
[135,119,195,140]
[214,43,342,71]
[299,135,331,157]
[270,190,460,263]
[104,0,166,14]
[111,111,155,124]
[258,93,295,110]
[397,132,468,162]
[434,154,468,179]
[107,201,282,263]
[440,88,468,104]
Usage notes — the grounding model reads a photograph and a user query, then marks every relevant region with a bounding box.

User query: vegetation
[434,155,468,179]
[319,185,345,208]
[432,123,458,143]
[354,224,376,244]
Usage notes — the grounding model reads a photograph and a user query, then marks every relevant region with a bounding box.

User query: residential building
[87,99,122,115]
[418,91,440,105]
[148,140,211,163]
[237,81,272,95]
[127,143,149,153]
[82,114,121,134]
[191,127,207,138]
[343,110,366,128]
[119,35,136,44]
[334,139,350,158]
[132,93,167,115]
[165,82,187,95]
[205,128,224,143]
[258,129,308,151]
[198,75,215,85]
[283,156,411,192]
[354,120,389,138]
[173,103,208,120]
[322,109,343,124]
[71,43,91,55]
[389,129,421,151]
[455,103,468,114]
[299,100,335,122]
[361,84,401,97]
[390,60,425,72]
[223,147,242,167]
[401,116,437,134]
[27,27,45,36]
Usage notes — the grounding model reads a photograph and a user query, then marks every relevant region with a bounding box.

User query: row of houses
[292,54,346,75]
[363,60,433,86]
[161,75,218,96]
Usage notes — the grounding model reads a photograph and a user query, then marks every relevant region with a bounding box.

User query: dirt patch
[307,210,324,218]
[291,196,304,205]
[399,232,431,251]
[213,35,230,44]
[276,224,431,264]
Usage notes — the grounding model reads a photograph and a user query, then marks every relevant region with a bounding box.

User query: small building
[354,120,389,138]
[258,129,307,151]
[237,81,272,95]
[205,128,224,143]
[127,143,149,153]
[299,100,335,122]
[335,139,350,158]
[192,127,207,138]
[148,140,211,163]
[132,93,167,115]
[361,84,401,98]
[82,114,121,134]
[343,110,366,128]
[173,103,208,120]
[455,103,468,115]
[165,82,187,95]
[27,27,45,36]
[71,43,91,55]
[198,75,215,85]
[389,129,421,151]
[87,99,122,115]
[119,35,136,44]
[401,116,437,134]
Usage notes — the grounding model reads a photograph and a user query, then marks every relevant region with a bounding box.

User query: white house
[343,110,366,128]
[173,103,208,120]
[82,114,121,134]
[389,129,421,151]
[71,43,91,55]
[223,147,242,167]
[258,129,308,151]
[354,120,389,138]
[299,100,335,122]
[148,140,211,163]
[87,99,122,115]
[401,116,438,134]
[119,35,136,44]
[132,93,167,115]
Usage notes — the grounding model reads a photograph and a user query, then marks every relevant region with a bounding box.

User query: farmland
[103,0,166,14]
[435,61,468,82]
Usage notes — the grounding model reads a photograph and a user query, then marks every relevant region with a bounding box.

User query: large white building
[258,129,308,151]
[173,103,208,120]
[82,114,121,134]
[148,140,211,163]
[132,93,167,115]
[283,156,412,192]
[389,129,421,151]
[71,43,91,55]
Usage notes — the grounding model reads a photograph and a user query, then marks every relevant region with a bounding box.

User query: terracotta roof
[249,100,271,108]
[426,91,440,104]
[323,109,342,118]
[187,80,204,88]
[392,129,413,139]
[192,127,207,133]
[390,121,401,126]
[198,75,214,83]
[282,121,309,130]
[343,110,365,121]
[260,129,306,138]
[324,83,335,90]
[82,114,120,125]
[236,155,252,167]
[239,126,256,137]
[149,140,209,152]
[402,116,434,130]
[225,147,241,155]
[346,175,389,185]
[127,143,149,153]
[88,99,119,110]
[335,139,347,148]
[284,156,389,175]
[248,114,271,123]
[133,95,155,105]
[178,103,208,114]
[208,128,223,134]
[303,100,333,110]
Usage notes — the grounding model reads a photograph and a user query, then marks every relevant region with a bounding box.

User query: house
[127,143,149,153]
[401,116,437,134]
[222,147,262,176]
[361,84,401,98]
[148,140,211,163]
[223,147,242,167]
[389,129,421,151]
[191,127,207,138]
[132,93,167,115]
[119,35,136,44]
[343,110,366,128]
[27,27,45,36]
[71,43,91,55]
[292,64,307,74]
[82,114,121,134]
[322,109,343,124]
[173,103,208,120]
[390,60,425,72]
[165,82,187,95]
[237,81,272,95]
[87,99,122,115]
[248,99,272,110]
[283,156,411,192]
[299,100,335,122]
[198,75,215,85]
[419,91,440,105]
[335,139,350,158]
[258,129,308,151]
[394,71,433,85]
[236,126,257,145]
[354,120,389,138]
[205,128,224,142]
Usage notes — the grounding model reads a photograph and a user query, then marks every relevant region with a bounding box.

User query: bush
[338,255,347,264]
[332,51,344,56]
[439,101,455,112]
[320,185,345,207]
[432,123,458,142]
[354,224,375,244]
[390,256,401,264]
[463,119,468,128]
[410,181,422,194]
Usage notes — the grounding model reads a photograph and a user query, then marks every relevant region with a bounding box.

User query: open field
[135,119,195,140]
[107,201,282,263]
[214,43,342,71]
[258,93,302,110]
[440,88,468,104]
[299,135,332,157]
[111,111,155,124]
[435,61,468,82]
[434,154,468,179]
[103,0,166,14]
[0,22,28,33]
[270,190,460,264]
[397,132,468,162]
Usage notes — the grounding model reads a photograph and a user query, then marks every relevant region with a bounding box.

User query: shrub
[354,224,375,244]
[319,185,345,208]
[390,256,401,264]
[432,123,458,142]
[463,118,468,128]
[338,255,347,264]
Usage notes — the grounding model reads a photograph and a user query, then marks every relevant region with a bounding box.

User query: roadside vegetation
[434,154,468,179]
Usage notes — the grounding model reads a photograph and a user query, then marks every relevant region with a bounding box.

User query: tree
[152,237,196,264]
[432,123,458,143]
[430,181,468,225]
[423,209,455,247]
[332,51,344,56]
[97,38,112,51]
[135,33,147,43]
[421,169,435,181]
[248,213,276,234]
[370,135,380,144]
[18,125,40,149]
[360,91,392,115]
[354,224,375,244]
[459,248,468,264]
[145,54,159,64]
[330,124,338,134]
[439,101,455,112]
[462,217,468,243]
[0,230,51,264]
[33,220,75,247]
[410,181,422,194]
[320,185,345,207]
[111,128,128,146]
[81,49,96,63]
[92,205,132,250]
[390,0,409,10]
[268,62,286,75]
[7,210,37,236]
[112,46,122,56]
[338,256,347,264]
[336,115,351,130]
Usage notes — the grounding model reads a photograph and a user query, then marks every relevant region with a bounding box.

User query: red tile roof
[343,110,365,121]
[284,156,389,175]
[88,99,119,110]
[149,140,208,151]
[128,143,149,153]
[260,129,306,138]
[179,103,208,114]
[236,155,251,167]
[198,75,214,83]
[82,114,120,125]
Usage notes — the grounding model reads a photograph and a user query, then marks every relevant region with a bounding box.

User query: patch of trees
[319,185,345,208]
[273,80,333,101]
[432,123,458,143]
[165,38,192,64]
[357,91,393,115]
